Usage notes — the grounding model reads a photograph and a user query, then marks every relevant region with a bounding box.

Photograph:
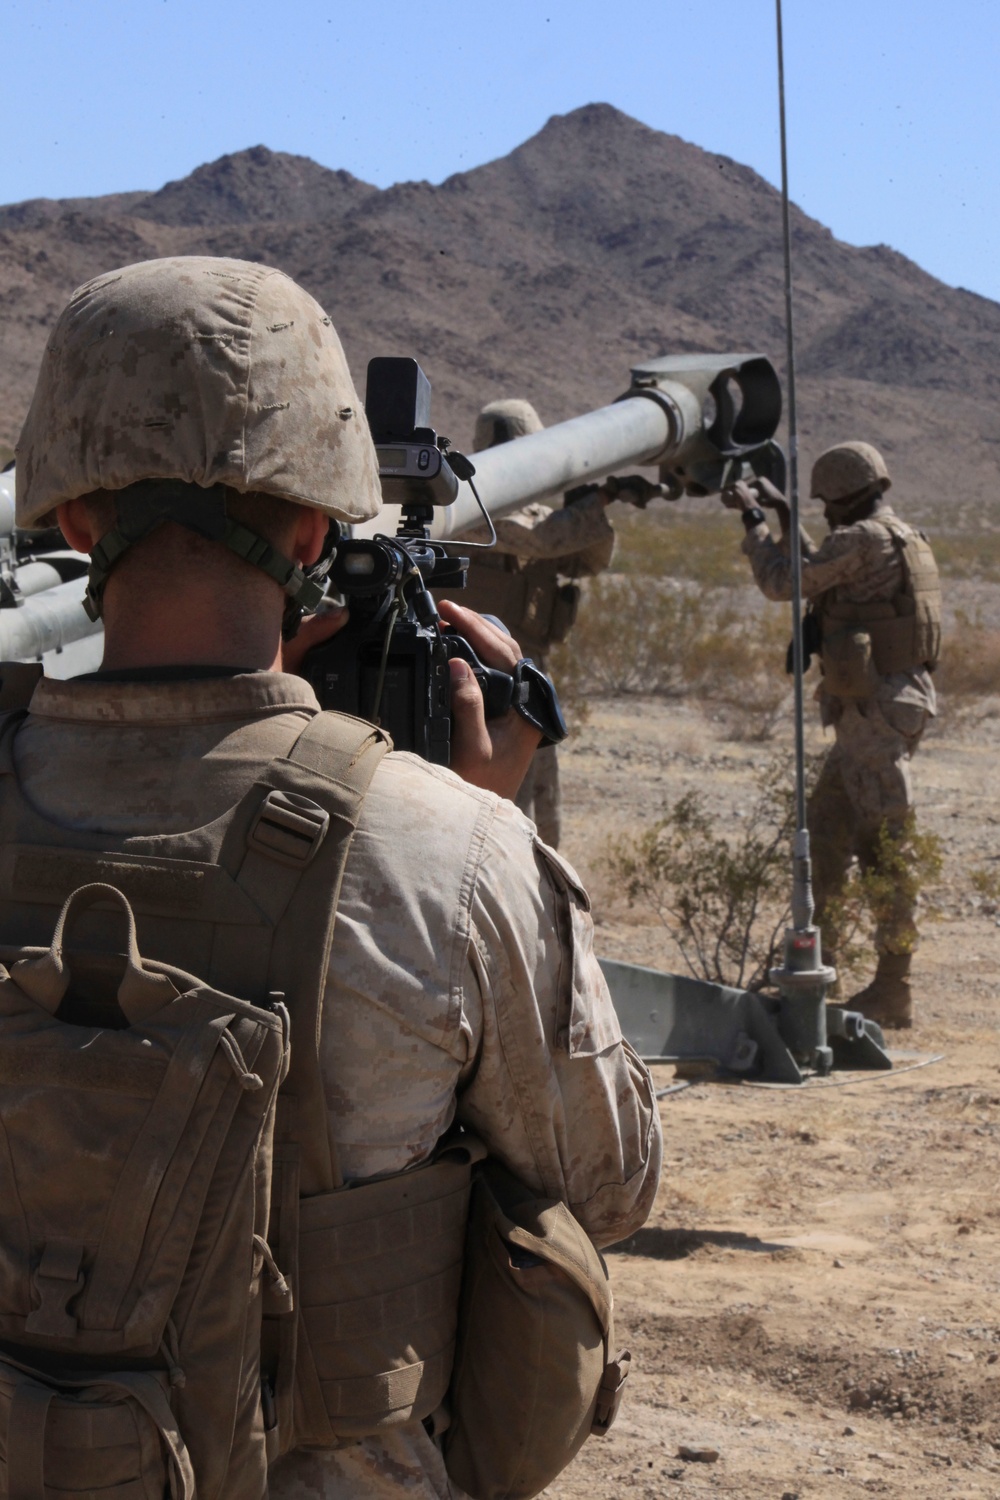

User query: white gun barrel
[0,577,103,661]
[0,351,780,665]
[434,390,682,539]
[351,351,780,541]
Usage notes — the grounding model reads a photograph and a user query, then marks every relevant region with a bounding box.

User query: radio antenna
[776,0,807,850]
[769,0,836,1071]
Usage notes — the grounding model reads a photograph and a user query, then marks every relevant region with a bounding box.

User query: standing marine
[724,441,941,1029]
[440,398,658,847]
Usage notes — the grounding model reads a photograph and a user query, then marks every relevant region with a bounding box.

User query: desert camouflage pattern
[514,741,561,848]
[16,670,662,1500]
[809,441,891,502]
[448,494,614,847]
[806,695,928,957]
[741,504,936,714]
[16,256,382,526]
[473,398,544,450]
[457,494,615,580]
[743,505,935,957]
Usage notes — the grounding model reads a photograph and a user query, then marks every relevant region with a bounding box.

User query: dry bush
[822,815,944,982]
[608,765,942,994]
[550,570,794,740]
[930,532,1000,582]
[610,506,747,587]
[607,766,793,991]
[684,607,793,741]
[935,612,1000,699]
[550,575,709,698]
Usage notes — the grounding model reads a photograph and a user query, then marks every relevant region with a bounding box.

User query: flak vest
[439,553,580,658]
[0,707,476,1473]
[814,517,941,697]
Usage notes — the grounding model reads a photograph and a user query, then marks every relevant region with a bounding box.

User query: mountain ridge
[1,104,996,520]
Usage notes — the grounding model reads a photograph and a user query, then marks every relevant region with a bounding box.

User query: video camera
[300,358,567,764]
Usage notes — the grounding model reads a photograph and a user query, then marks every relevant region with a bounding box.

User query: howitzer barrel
[435,393,677,539]
[351,351,781,542]
[0,577,102,661]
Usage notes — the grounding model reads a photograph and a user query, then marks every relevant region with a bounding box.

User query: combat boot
[849,951,913,1030]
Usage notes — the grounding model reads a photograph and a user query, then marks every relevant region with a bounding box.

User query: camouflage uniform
[11,259,662,1497]
[14,669,662,1500]
[445,496,615,847]
[742,504,936,960]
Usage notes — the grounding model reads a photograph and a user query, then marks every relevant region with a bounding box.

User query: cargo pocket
[821,627,876,698]
[0,1358,194,1500]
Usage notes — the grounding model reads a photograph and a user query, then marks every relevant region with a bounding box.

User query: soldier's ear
[292,507,330,566]
[55,498,95,554]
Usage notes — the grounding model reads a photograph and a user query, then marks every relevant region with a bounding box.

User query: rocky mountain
[1,105,997,522]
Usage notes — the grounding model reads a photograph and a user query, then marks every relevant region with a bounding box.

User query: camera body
[300,358,531,764]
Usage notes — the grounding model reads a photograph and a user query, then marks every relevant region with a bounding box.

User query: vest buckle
[247,790,330,868]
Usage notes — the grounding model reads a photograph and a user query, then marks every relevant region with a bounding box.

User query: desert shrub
[683,607,794,741]
[609,506,748,587]
[550,575,710,697]
[607,767,942,993]
[607,762,795,991]
[930,532,1000,582]
[935,611,1000,699]
[821,816,943,979]
[550,570,795,739]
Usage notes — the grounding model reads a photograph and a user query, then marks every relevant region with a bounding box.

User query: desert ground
[540,654,1000,1498]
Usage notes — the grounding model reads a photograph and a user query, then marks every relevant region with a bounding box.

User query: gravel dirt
[541,690,1000,1499]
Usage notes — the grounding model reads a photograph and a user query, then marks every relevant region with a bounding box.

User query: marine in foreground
[0,256,661,1499]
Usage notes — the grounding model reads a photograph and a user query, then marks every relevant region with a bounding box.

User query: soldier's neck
[100,580,284,673]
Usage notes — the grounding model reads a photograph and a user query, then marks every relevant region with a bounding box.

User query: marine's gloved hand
[438,599,542,799]
[281,599,349,674]
[602,474,665,507]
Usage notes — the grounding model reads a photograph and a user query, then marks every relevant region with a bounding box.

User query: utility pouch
[547,584,581,646]
[0,1355,191,1500]
[820,626,876,699]
[444,1164,627,1500]
[286,1136,485,1447]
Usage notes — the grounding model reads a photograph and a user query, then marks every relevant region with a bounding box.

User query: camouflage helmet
[474,398,543,451]
[810,441,891,504]
[16,255,382,527]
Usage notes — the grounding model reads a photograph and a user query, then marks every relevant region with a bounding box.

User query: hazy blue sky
[4,0,997,301]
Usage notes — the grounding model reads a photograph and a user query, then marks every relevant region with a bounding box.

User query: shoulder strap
[250,712,389,1195]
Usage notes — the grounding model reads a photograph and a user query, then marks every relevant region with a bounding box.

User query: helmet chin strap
[83,480,328,624]
[823,482,886,528]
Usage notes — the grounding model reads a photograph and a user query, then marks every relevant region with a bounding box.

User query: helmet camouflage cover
[16,255,382,527]
[810,441,891,504]
[474,398,544,452]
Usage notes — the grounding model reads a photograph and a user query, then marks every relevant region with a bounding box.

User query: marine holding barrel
[723,441,941,1030]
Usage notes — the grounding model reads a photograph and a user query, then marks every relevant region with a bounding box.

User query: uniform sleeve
[456,807,662,1248]
[742,520,869,602]
[459,496,616,575]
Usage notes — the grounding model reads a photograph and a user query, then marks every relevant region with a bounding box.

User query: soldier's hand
[603,474,665,508]
[438,599,542,799]
[751,476,788,509]
[720,480,757,512]
[281,601,349,675]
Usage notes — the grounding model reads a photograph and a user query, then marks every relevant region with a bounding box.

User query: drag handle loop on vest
[11,882,177,1022]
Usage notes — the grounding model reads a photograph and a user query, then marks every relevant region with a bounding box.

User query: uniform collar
[27,670,321,725]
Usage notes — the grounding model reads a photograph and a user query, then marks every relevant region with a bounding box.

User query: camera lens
[343,553,377,576]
